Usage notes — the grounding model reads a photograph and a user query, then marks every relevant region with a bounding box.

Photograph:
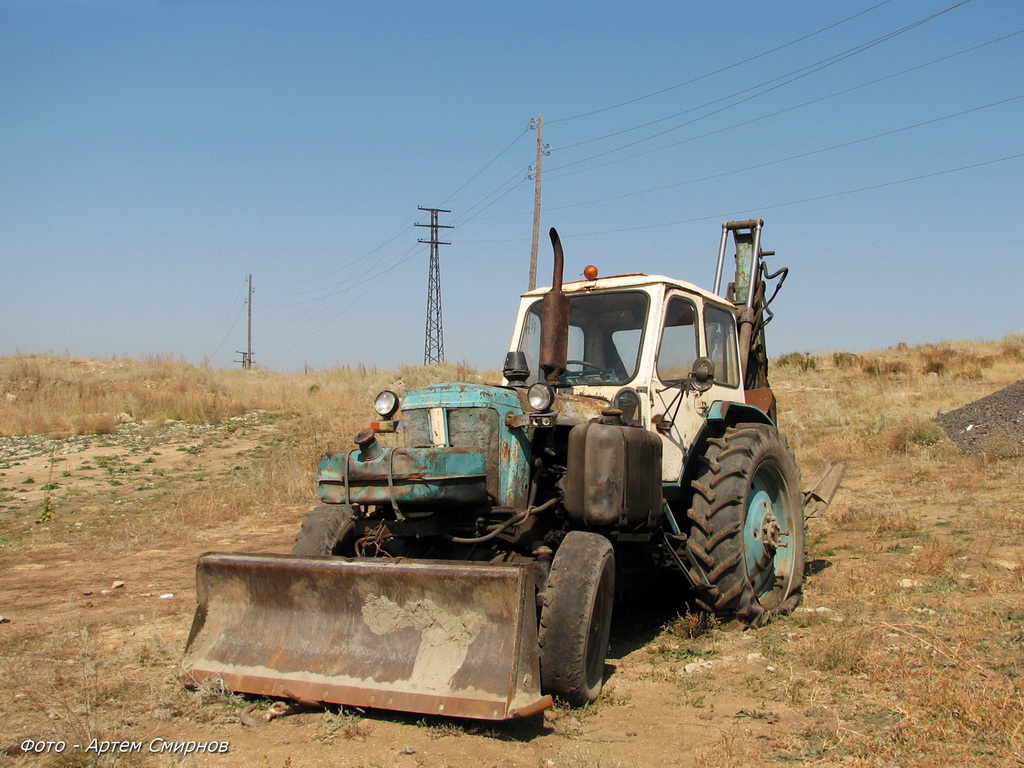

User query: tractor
[183,219,844,720]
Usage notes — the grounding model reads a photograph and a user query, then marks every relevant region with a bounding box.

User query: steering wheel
[565,360,601,371]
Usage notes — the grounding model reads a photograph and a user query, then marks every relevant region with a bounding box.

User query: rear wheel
[292,504,356,556]
[539,531,615,706]
[686,423,804,627]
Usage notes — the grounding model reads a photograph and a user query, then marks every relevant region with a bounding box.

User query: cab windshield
[517,290,649,386]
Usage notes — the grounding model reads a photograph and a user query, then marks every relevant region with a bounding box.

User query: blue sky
[2,0,1021,371]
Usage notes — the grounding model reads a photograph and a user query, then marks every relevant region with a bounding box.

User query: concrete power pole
[528,114,547,291]
[416,207,452,365]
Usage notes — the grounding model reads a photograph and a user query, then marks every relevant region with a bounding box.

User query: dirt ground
[2,391,1023,767]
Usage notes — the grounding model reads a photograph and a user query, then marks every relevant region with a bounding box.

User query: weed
[317,708,372,741]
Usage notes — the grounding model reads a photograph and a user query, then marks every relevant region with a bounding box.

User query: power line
[454,151,1024,242]
[258,244,420,355]
[542,28,1024,183]
[548,0,974,173]
[484,94,1024,218]
[568,152,1024,238]
[550,0,899,124]
[201,276,247,363]
[258,245,422,363]
[439,126,531,205]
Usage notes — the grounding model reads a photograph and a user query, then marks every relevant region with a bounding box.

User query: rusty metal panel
[318,447,487,506]
[182,553,551,720]
[744,387,776,417]
[802,462,847,519]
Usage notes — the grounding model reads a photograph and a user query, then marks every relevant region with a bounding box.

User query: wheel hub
[761,512,782,551]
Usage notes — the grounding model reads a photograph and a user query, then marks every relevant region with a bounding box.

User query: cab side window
[703,305,740,387]
[657,296,699,383]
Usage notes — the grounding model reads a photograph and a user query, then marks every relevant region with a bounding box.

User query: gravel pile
[934,379,1024,457]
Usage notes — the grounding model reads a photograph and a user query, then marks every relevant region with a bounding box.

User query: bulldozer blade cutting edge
[802,461,847,519]
[181,553,552,721]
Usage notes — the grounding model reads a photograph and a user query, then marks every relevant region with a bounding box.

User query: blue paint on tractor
[319,383,532,512]
[707,400,773,425]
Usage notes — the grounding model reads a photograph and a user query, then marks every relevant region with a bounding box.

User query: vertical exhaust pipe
[539,228,569,385]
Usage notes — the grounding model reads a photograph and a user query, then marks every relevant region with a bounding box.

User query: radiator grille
[402,407,500,497]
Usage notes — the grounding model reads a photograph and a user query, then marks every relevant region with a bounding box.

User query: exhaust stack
[539,228,569,385]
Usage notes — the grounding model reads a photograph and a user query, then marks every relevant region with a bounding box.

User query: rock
[111,580,125,589]
[898,578,921,588]
[0,616,11,624]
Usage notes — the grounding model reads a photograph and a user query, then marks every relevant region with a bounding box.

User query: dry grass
[0,335,1023,766]
[0,353,495,438]
[773,333,1024,467]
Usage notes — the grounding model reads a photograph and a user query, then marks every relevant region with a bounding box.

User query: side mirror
[689,357,715,393]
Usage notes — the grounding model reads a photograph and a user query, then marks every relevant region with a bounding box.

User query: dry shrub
[803,627,868,674]
[831,351,860,368]
[861,357,912,376]
[776,351,818,371]
[1000,333,1024,360]
[663,611,718,640]
[73,413,118,436]
[884,417,947,453]
[921,347,993,379]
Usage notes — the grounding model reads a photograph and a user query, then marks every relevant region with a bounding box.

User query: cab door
[652,294,744,483]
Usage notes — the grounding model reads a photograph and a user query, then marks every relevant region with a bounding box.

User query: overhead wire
[200,276,247,363]
[566,152,1024,238]
[455,152,1024,243]
[472,93,1024,220]
[253,125,533,361]
[549,0,899,124]
[547,0,974,172]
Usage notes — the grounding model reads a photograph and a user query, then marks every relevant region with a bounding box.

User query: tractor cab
[507,269,752,484]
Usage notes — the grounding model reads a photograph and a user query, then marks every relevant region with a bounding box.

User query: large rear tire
[539,531,615,706]
[292,504,356,556]
[686,423,804,627]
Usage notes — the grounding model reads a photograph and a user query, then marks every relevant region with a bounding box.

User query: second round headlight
[373,390,400,418]
[527,382,555,412]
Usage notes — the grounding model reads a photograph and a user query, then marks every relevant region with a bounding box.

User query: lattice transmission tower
[416,206,452,365]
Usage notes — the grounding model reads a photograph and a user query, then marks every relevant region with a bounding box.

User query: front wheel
[539,531,615,706]
[292,504,356,556]
[686,423,804,627]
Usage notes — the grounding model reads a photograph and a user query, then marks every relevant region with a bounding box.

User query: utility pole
[416,207,452,365]
[236,274,254,369]
[528,113,548,291]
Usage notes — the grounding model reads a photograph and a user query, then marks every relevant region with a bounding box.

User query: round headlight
[373,390,400,418]
[527,382,555,412]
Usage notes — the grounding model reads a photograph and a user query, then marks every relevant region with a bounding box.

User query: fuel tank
[563,420,663,529]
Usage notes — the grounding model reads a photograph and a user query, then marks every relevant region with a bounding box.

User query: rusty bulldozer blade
[802,461,847,519]
[182,553,552,721]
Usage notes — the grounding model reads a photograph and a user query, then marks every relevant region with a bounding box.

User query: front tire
[686,423,804,627]
[292,504,356,556]
[539,531,615,706]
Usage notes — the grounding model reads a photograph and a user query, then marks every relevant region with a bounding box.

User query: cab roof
[521,273,734,307]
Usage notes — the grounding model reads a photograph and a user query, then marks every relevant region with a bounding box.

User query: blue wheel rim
[743,463,793,600]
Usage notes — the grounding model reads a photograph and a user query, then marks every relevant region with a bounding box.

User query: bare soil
[2,382,1024,767]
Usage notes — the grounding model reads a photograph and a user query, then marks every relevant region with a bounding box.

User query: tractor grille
[402,407,500,497]
[403,410,433,448]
